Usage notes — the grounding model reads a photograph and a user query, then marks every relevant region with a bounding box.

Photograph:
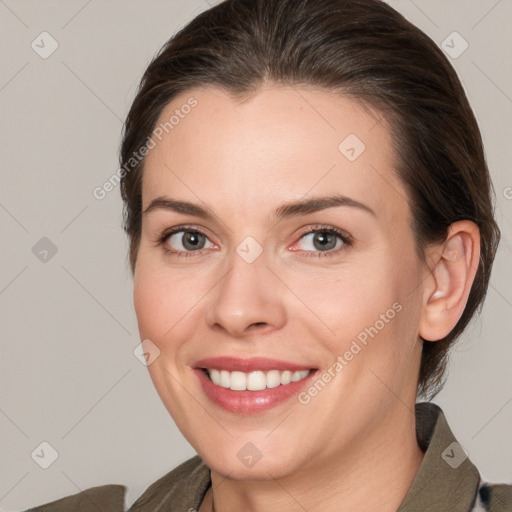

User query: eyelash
[155,224,353,259]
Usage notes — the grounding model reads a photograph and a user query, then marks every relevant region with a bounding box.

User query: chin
[196,441,297,481]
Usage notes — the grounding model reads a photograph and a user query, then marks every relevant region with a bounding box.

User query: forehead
[141,84,408,223]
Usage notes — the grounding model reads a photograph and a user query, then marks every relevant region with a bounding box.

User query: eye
[292,225,352,257]
[155,224,352,259]
[159,226,216,256]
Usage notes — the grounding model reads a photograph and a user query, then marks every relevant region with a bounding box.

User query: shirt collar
[397,402,480,511]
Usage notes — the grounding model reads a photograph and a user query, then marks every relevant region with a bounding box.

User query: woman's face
[133,84,427,479]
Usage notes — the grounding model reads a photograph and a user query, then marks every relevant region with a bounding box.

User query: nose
[205,247,287,338]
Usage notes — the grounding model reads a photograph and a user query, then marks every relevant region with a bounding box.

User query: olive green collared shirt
[24,403,511,511]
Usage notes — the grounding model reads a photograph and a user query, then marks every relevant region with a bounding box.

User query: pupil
[314,232,335,251]
[184,232,204,250]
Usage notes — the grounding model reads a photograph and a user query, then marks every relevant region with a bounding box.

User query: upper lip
[193,357,316,372]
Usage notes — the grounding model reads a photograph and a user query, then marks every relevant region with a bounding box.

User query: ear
[418,220,481,342]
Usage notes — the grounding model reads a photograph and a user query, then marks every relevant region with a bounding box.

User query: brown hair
[119,0,500,399]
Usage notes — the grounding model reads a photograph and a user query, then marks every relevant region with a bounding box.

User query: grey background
[0,0,511,510]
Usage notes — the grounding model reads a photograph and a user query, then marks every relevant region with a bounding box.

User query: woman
[25,0,510,510]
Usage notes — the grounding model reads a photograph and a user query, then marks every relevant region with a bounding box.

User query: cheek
[133,265,193,344]
[133,275,164,339]
[288,258,398,335]
[286,247,420,361]
[132,268,196,406]
[132,260,221,368]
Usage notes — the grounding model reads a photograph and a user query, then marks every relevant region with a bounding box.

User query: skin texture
[132,84,480,512]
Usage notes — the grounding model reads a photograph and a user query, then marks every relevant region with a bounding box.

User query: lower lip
[194,368,317,414]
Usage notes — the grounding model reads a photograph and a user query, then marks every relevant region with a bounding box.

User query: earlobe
[419,221,480,342]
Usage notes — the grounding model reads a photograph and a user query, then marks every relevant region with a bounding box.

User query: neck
[200,406,424,512]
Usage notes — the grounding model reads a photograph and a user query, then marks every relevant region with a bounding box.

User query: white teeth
[206,368,311,391]
[210,369,220,383]
[291,371,304,382]
[280,370,292,385]
[246,371,267,391]
[230,371,246,390]
[266,370,281,388]
[220,370,230,388]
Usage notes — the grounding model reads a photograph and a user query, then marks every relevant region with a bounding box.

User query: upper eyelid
[163,224,216,241]
[293,226,353,248]
[163,226,216,245]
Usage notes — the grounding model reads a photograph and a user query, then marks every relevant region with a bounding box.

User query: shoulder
[128,455,210,511]
[408,403,512,511]
[22,456,209,512]
[474,482,512,511]
[23,484,126,512]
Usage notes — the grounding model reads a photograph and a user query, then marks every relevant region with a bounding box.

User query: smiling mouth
[201,368,314,391]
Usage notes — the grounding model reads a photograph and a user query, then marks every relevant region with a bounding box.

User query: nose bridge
[206,243,286,336]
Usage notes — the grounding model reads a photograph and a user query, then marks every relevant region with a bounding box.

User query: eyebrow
[142,194,376,221]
